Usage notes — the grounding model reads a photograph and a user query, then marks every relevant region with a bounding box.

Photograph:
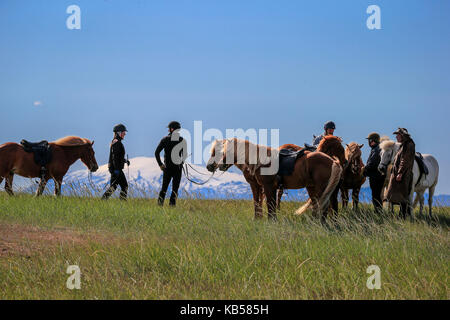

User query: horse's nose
[91,165,99,172]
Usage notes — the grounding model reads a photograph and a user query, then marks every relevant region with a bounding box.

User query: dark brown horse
[316,136,347,213]
[341,142,366,210]
[206,138,342,221]
[0,136,98,196]
[276,143,305,210]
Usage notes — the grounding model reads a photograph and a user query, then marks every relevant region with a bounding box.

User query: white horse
[378,138,439,217]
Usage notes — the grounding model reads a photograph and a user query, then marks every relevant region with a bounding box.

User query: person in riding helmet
[155,121,187,206]
[102,123,130,200]
[312,121,336,147]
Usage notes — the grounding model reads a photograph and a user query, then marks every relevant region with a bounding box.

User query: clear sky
[1,1,449,193]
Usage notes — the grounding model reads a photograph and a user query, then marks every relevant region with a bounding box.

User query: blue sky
[1,0,449,193]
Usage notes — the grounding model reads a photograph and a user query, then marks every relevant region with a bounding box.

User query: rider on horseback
[312,121,337,147]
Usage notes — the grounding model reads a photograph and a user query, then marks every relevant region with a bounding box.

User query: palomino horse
[0,136,98,196]
[378,138,439,217]
[206,138,342,221]
[316,136,347,213]
[341,142,366,210]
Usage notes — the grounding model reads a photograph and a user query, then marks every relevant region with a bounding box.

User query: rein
[182,163,223,185]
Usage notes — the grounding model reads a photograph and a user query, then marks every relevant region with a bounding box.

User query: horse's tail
[295,198,312,215]
[317,159,342,212]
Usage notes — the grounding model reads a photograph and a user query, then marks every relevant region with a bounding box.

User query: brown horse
[316,136,347,213]
[341,142,366,210]
[276,143,304,210]
[0,136,99,196]
[206,138,342,221]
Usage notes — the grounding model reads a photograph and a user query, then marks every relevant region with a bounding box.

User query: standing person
[386,128,416,218]
[312,121,337,147]
[363,132,384,213]
[102,124,130,200]
[155,121,186,206]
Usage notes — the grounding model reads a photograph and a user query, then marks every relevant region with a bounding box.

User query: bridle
[379,148,394,173]
[346,148,363,175]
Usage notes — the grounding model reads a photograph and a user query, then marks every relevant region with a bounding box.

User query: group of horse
[0,135,439,221]
[206,136,439,221]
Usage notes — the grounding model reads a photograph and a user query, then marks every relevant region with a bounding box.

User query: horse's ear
[359,144,364,149]
[346,143,349,147]
[91,140,94,146]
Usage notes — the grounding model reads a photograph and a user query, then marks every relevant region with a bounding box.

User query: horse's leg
[330,186,339,215]
[250,182,263,219]
[341,187,349,208]
[276,188,283,212]
[306,186,319,216]
[5,173,14,196]
[35,178,48,197]
[412,193,419,210]
[263,185,277,221]
[54,177,63,197]
[428,185,436,218]
[352,188,360,211]
[416,192,425,216]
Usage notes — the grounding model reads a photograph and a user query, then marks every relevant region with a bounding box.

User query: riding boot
[400,202,408,219]
[40,166,47,179]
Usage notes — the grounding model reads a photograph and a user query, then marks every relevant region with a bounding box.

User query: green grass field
[0,193,448,299]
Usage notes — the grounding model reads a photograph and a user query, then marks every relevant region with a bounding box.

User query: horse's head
[80,141,99,172]
[317,136,347,168]
[378,139,398,175]
[345,142,364,175]
[206,139,233,172]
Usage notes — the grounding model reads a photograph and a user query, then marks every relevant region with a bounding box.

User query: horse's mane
[380,135,390,143]
[52,136,92,147]
[317,135,342,150]
[346,142,360,153]
[380,139,396,151]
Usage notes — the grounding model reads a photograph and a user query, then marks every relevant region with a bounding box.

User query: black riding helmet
[168,121,181,130]
[324,121,336,130]
[113,124,128,133]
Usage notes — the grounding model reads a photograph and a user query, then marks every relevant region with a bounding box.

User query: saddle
[20,139,52,175]
[277,148,309,180]
[303,143,317,152]
[415,152,429,185]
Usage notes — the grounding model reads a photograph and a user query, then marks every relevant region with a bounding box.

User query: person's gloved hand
[126,160,130,166]
[113,169,120,175]
[159,164,166,171]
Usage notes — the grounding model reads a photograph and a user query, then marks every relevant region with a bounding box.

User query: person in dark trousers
[102,124,130,200]
[155,121,186,206]
[363,132,385,213]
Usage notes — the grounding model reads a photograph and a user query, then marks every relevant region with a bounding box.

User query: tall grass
[0,183,448,299]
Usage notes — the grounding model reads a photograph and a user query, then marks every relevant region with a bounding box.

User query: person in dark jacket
[312,121,336,147]
[363,132,384,213]
[102,124,130,200]
[155,121,187,206]
[386,128,416,218]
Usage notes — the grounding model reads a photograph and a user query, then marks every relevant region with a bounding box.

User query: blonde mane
[51,136,92,147]
[380,139,395,151]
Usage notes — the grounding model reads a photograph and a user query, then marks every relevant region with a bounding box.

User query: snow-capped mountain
[8,156,450,205]
[65,156,253,199]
